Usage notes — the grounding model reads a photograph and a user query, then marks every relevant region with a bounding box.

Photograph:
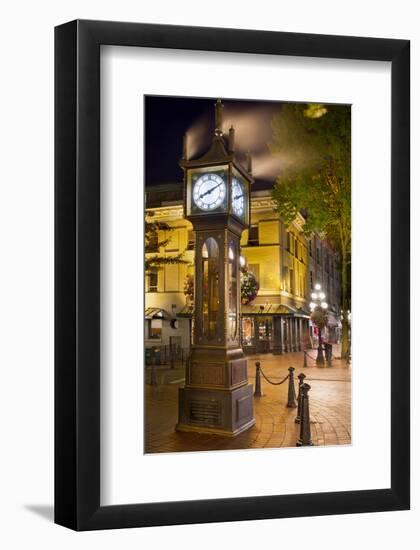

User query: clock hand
[233,194,244,200]
[199,182,222,199]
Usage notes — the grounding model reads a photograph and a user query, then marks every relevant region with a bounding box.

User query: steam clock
[176,100,256,436]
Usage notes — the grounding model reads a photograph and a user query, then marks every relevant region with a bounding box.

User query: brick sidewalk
[145,347,351,453]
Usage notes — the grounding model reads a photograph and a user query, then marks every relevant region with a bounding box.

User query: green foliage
[270,103,351,357]
[145,210,188,272]
[270,103,351,256]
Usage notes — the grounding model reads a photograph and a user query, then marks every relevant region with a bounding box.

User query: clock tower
[176,99,256,436]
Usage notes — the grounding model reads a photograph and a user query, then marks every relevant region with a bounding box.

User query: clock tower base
[176,354,255,436]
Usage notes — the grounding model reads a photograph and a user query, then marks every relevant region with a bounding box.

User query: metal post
[295,372,306,423]
[279,317,283,354]
[286,366,297,408]
[326,343,332,367]
[170,347,175,369]
[297,318,302,351]
[316,328,325,366]
[284,319,289,353]
[289,319,294,352]
[150,361,158,386]
[296,383,313,446]
[291,318,297,352]
[254,361,263,397]
[303,350,308,368]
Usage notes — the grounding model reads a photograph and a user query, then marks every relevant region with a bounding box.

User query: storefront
[240,303,311,355]
[174,303,311,356]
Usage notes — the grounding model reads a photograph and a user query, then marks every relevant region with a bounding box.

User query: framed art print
[55,20,410,530]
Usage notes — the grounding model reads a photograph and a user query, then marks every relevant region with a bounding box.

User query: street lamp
[347,310,351,363]
[310,284,329,366]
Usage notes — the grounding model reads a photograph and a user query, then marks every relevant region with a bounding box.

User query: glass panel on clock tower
[228,243,238,341]
[202,238,219,340]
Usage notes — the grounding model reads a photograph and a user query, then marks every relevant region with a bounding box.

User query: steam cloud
[186,101,289,183]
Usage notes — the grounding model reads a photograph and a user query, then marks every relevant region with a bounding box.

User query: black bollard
[325,343,332,367]
[303,351,308,368]
[295,372,306,423]
[296,383,313,446]
[254,361,263,397]
[286,366,297,408]
[150,361,158,386]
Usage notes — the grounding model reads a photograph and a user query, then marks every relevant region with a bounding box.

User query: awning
[177,305,194,318]
[173,303,311,318]
[144,307,173,320]
[240,303,309,317]
[296,306,311,316]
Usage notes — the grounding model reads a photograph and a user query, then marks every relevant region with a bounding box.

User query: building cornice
[146,204,184,221]
[146,195,307,234]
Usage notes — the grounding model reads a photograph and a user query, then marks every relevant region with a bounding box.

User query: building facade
[145,184,341,358]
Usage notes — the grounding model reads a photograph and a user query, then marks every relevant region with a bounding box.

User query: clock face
[192,173,226,211]
[231,178,245,218]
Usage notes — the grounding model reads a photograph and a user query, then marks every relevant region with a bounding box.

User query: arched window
[202,238,219,340]
[228,243,238,340]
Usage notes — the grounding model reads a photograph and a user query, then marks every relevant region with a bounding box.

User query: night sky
[144,95,286,190]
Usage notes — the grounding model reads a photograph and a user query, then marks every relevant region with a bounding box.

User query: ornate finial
[214,98,224,137]
[246,150,253,175]
[228,125,235,153]
[182,133,189,160]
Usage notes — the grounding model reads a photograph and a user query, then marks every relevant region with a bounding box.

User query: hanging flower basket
[183,273,194,303]
[240,269,259,305]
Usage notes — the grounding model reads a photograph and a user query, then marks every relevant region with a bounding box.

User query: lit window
[148,268,158,292]
[289,268,294,294]
[248,225,259,246]
[149,318,162,339]
[187,230,195,250]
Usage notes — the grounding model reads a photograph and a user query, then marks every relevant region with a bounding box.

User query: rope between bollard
[259,367,289,386]
[305,350,340,362]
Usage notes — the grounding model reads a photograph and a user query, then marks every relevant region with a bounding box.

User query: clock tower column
[176,100,255,436]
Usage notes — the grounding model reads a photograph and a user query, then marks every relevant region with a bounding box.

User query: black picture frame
[55,19,410,531]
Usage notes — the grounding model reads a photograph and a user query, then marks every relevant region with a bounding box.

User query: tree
[145,210,188,273]
[270,103,351,359]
